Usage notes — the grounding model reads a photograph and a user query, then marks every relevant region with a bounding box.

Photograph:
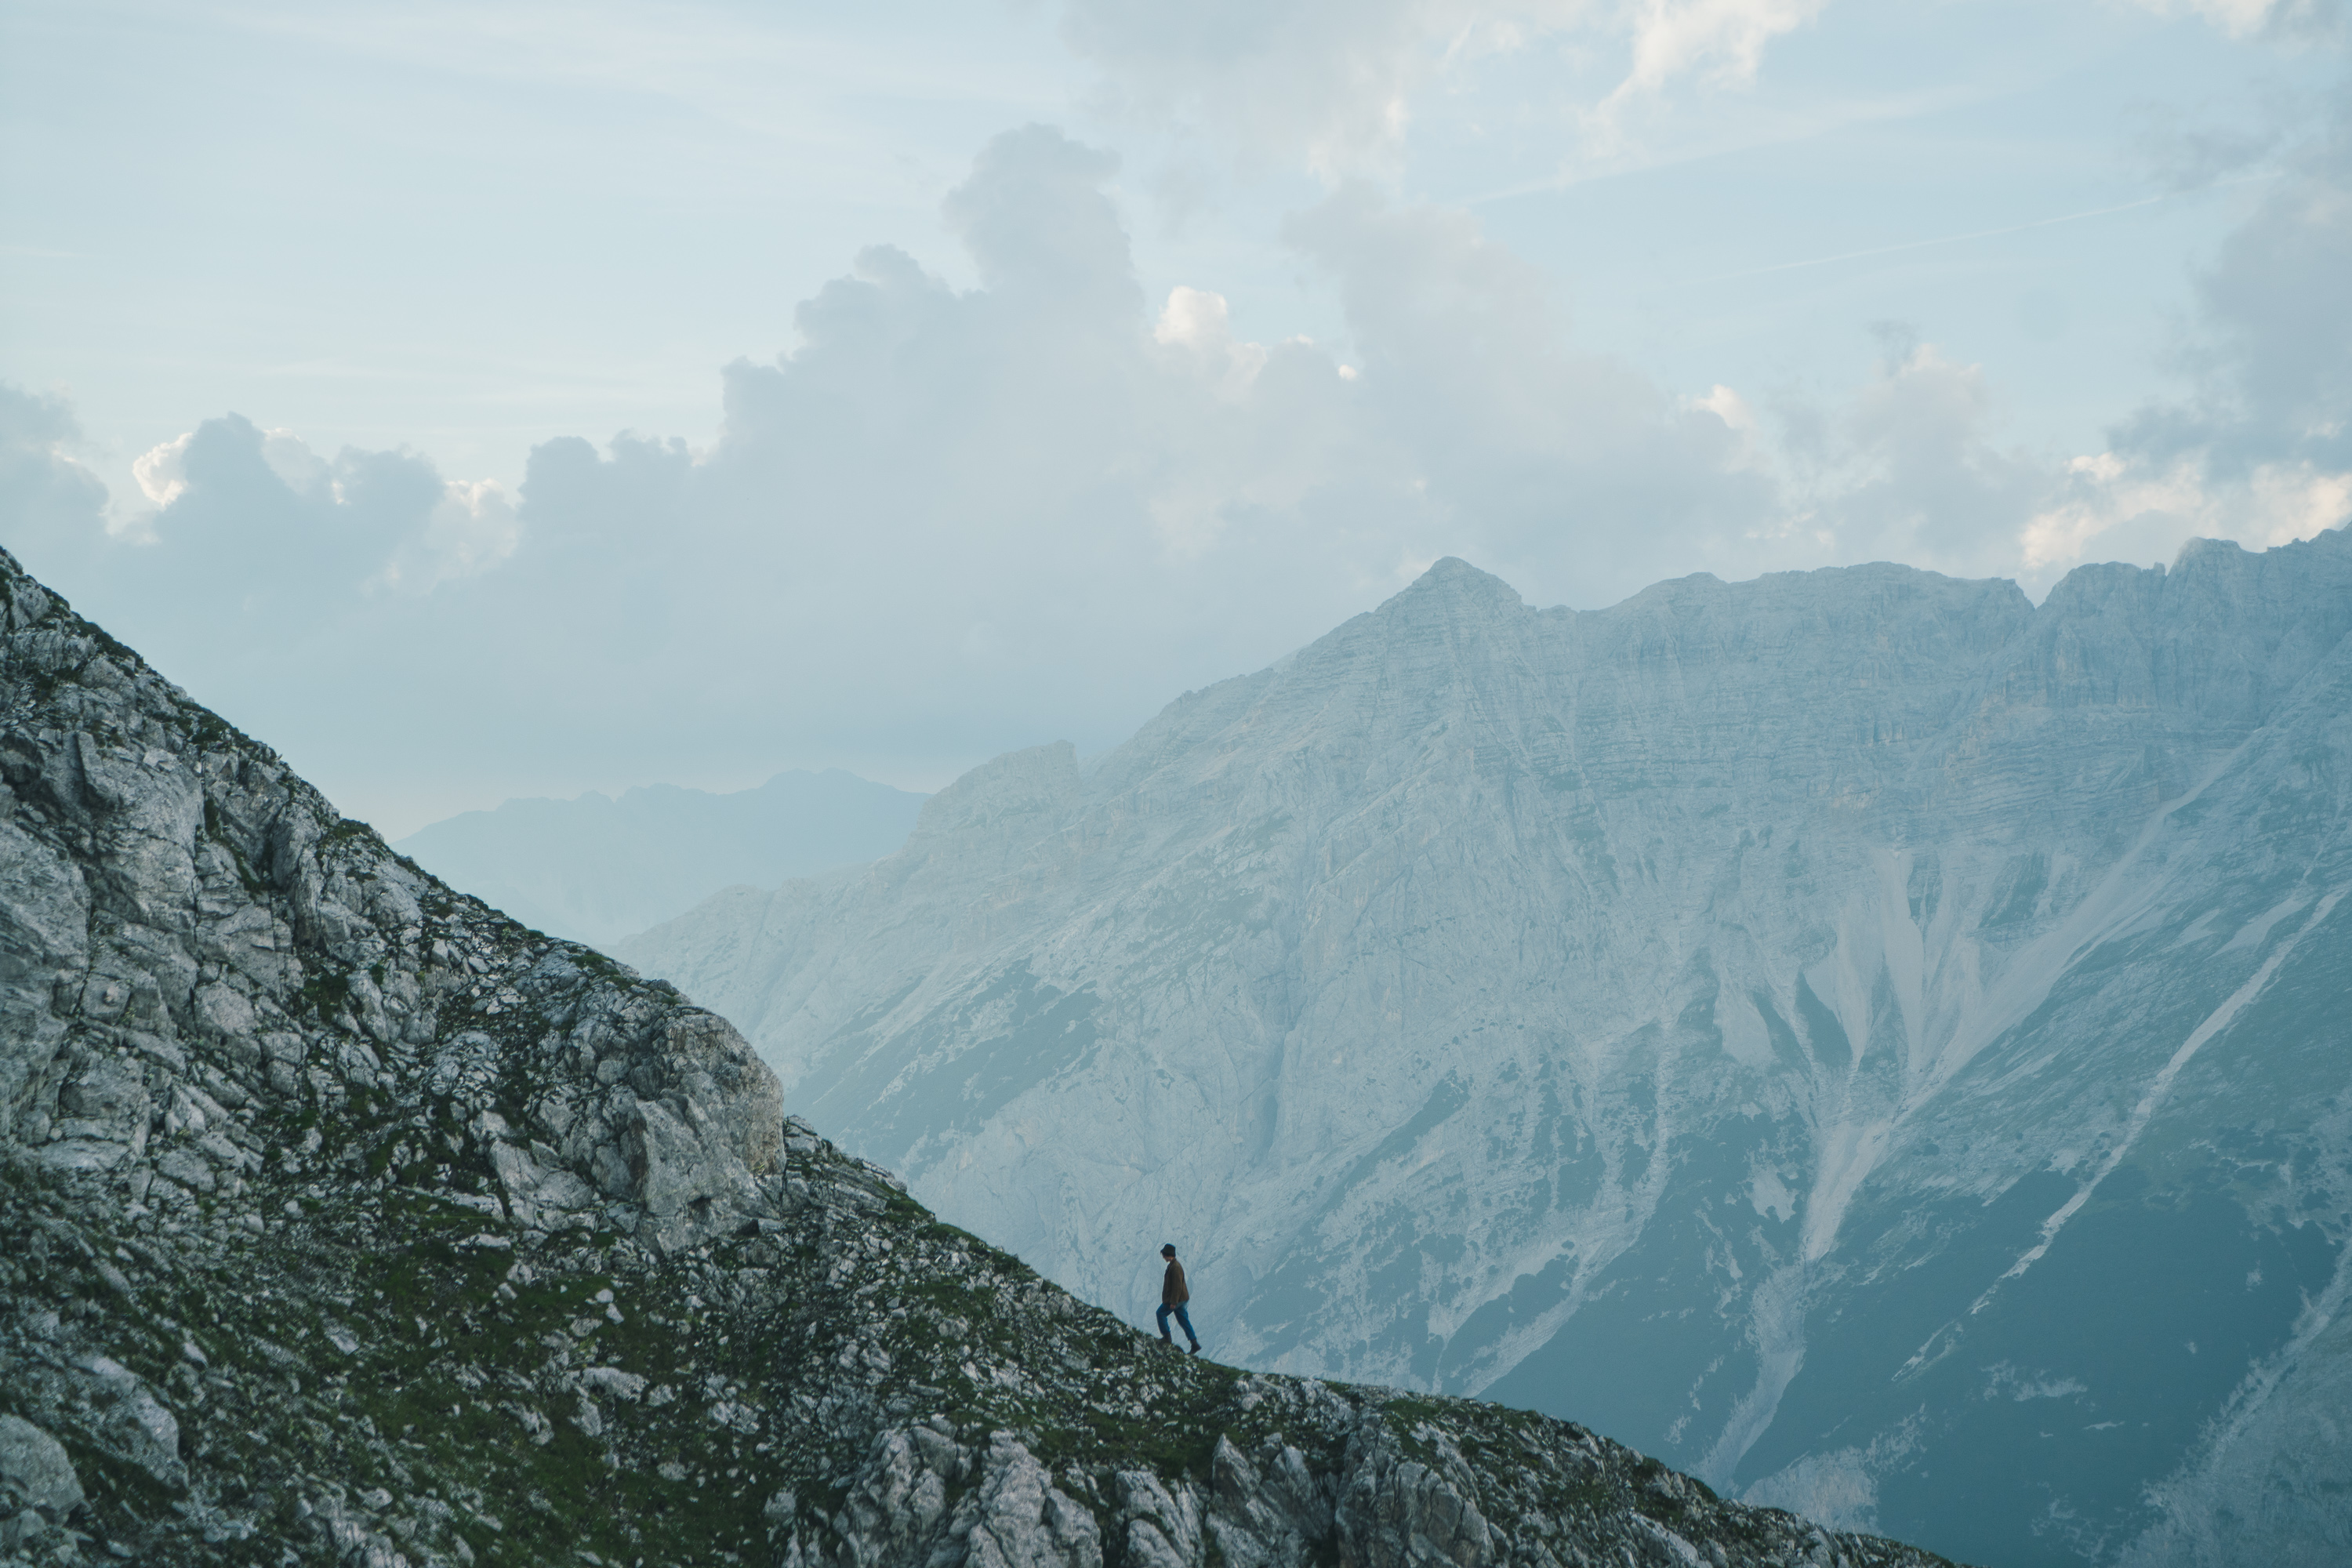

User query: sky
[3,0,2349,836]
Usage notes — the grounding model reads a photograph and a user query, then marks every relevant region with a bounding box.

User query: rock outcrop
[0,545,1955,1567]
[622,539,2352,1566]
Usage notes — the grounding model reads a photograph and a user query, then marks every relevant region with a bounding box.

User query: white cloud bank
[2,102,2345,831]
[2027,57,2352,572]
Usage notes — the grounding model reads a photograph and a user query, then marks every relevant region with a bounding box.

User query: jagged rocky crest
[0,545,1955,1567]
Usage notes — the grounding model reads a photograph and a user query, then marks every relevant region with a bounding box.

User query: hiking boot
[1188,1342,1203,1355]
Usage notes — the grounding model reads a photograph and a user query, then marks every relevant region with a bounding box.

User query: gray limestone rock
[0,1414,83,1517]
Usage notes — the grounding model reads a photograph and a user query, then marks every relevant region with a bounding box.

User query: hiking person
[1156,1243,1201,1353]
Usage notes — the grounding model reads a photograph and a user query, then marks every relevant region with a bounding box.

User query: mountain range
[0,545,1959,1566]
[394,771,927,948]
[620,535,2352,1567]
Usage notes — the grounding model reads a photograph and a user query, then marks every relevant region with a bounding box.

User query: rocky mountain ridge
[0,545,1955,1568]
[622,538,2352,1566]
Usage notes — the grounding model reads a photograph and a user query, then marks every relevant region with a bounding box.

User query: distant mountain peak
[1388,555,1525,613]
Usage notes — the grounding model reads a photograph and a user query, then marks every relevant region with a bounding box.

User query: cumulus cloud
[2027,64,2352,577]
[131,432,191,510]
[1600,0,1831,122]
[1283,181,1773,584]
[379,480,522,593]
[2167,112,2352,471]
[0,383,111,564]
[501,125,1420,715]
[0,125,1797,829]
[110,415,517,604]
[1763,332,2060,580]
[8,110,2344,831]
[0,408,527,824]
[581,121,1790,633]
[2020,452,2350,572]
[477,125,2068,706]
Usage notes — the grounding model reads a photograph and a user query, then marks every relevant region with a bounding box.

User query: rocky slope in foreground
[0,546,1953,1568]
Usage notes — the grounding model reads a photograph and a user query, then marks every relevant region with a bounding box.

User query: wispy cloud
[1058,0,1834,177]
[1593,0,1831,130]
[2126,0,2348,42]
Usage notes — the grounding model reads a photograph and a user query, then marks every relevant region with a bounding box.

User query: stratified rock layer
[0,546,1952,1568]
[624,539,2352,1567]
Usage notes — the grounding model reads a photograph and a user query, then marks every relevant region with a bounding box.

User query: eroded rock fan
[0,548,1952,1568]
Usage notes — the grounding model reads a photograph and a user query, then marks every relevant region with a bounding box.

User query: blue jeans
[1156,1302,1196,1344]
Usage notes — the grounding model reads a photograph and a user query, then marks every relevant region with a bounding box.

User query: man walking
[1156,1243,1201,1354]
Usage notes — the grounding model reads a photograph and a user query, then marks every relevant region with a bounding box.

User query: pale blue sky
[3,0,2347,833]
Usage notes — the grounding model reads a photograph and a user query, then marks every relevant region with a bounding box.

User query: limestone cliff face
[622,536,2352,1567]
[0,546,1947,1568]
[0,562,781,1257]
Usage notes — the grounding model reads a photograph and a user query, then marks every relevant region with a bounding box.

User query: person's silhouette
[1156,1243,1200,1353]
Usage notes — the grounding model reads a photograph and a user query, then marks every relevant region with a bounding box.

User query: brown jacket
[1162,1259,1189,1305]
